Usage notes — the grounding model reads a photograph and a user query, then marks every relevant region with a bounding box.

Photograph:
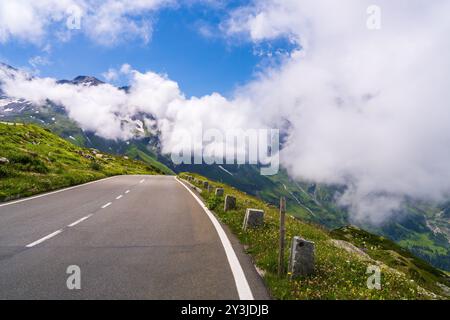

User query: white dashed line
[26,230,63,248]
[68,215,92,227]
[101,202,112,209]
[116,195,123,200]
[140,179,145,184]
[125,190,130,194]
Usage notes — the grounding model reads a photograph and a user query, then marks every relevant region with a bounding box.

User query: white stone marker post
[215,188,224,197]
[242,209,264,230]
[224,195,236,212]
[288,236,315,279]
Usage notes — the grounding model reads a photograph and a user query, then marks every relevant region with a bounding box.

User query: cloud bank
[2,0,450,225]
[225,0,450,223]
[0,64,262,157]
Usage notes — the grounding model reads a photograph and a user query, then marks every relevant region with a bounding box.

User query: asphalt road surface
[0,175,269,300]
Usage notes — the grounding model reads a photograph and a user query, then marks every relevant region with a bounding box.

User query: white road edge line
[0,176,117,208]
[101,202,112,209]
[25,230,63,248]
[175,177,254,300]
[116,195,123,200]
[68,214,93,227]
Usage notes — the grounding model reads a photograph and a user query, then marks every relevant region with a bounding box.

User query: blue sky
[0,2,294,98]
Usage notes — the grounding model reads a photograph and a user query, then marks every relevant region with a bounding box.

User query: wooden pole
[278,197,286,277]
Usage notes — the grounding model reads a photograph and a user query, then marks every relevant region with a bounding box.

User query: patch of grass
[90,161,102,171]
[331,225,449,297]
[8,153,49,173]
[206,195,222,210]
[180,173,449,300]
[126,145,175,175]
[0,123,165,202]
[0,166,11,178]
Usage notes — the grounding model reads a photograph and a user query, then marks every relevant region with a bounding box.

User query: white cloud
[29,55,51,68]
[120,63,132,74]
[0,64,262,152]
[0,0,79,44]
[196,21,216,39]
[102,68,119,82]
[0,0,174,46]
[101,63,136,83]
[82,1,162,46]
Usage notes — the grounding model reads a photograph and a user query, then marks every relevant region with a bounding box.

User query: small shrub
[0,166,11,178]
[207,195,222,210]
[10,153,49,173]
[10,154,34,165]
[31,162,50,174]
[90,161,102,171]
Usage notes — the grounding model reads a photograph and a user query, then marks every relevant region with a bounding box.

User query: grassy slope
[0,123,163,202]
[125,145,175,175]
[180,172,450,300]
[3,108,175,176]
[331,226,449,297]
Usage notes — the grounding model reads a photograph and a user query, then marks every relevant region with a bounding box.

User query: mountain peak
[0,62,17,71]
[56,75,104,86]
[71,76,104,86]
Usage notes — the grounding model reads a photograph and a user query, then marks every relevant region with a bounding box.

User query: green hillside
[0,122,164,202]
[125,145,175,175]
[1,105,175,176]
[331,226,449,297]
[180,173,450,299]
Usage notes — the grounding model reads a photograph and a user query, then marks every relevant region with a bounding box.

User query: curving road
[0,175,269,300]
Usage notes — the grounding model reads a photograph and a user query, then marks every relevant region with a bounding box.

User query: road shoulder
[177,177,271,300]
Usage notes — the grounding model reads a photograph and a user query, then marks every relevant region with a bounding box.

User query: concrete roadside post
[288,236,315,279]
[242,209,264,230]
[224,195,236,212]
